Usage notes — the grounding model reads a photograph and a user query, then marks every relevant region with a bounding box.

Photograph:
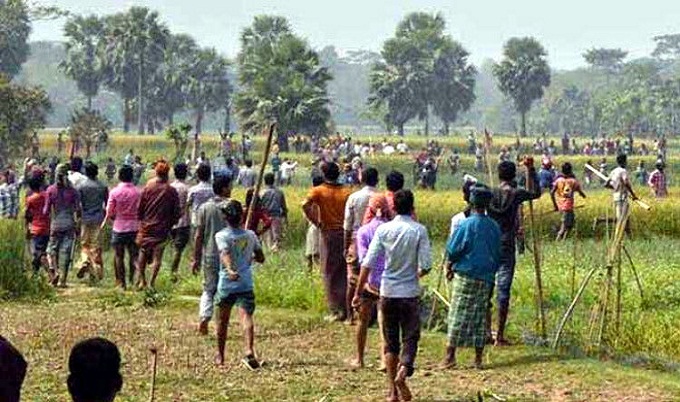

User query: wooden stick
[483,129,494,186]
[149,347,158,402]
[622,246,644,301]
[526,169,546,338]
[244,123,276,230]
[427,253,448,329]
[552,264,599,349]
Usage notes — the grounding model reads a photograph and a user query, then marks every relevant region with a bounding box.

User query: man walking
[606,154,638,227]
[648,161,668,199]
[76,162,108,281]
[358,190,431,402]
[170,163,191,282]
[259,173,288,252]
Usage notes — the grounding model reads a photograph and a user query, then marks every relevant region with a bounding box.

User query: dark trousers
[380,297,421,377]
[319,229,347,317]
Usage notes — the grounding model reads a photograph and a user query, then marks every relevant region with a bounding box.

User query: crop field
[2,132,680,401]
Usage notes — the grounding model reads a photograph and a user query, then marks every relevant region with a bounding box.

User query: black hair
[223,199,243,227]
[67,338,122,402]
[245,160,253,168]
[264,172,275,186]
[498,161,516,182]
[363,167,379,187]
[212,175,232,196]
[321,162,340,182]
[118,165,133,183]
[28,176,43,192]
[196,163,212,182]
[245,188,256,208]
[0,335,27,402]
[312,175,324,187]
[561,162,573,176]
[394,189,414,215]
[70,157,83,173]
[617,154,627,167]
[174,163,188,180]
[385,170,405,192]
[84,162,98,180]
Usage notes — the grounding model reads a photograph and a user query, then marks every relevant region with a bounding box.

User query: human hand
[351,294,362,309]
[446,269,454,282]
[228,270,240,281]
[190,260,200,275]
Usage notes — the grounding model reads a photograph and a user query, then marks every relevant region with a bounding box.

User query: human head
[561,162,573,177]
[212,175,232,198]
[196,163,211,183]
[264,172,275,186]
[220,199,243,227]
[656,161,665,171]
[118,165,133,183]
[245,160,253,168]
[385,170,405,192]
[470,184,494,210]
[174,162,188,181]
[56,163,70,187]
[312,175,324,187]
[70,157,83,173]
[67,337,122,402]
[362,167,379,187]
[394,189,414,216]
[363,194,392,224]
[462,178,476,203]
[321,162,340,182]
[154,159,170,181]
[0,336,27,402]
[28,175,43,192]
[84,162,98,180]
[617,154,627,168]
[498,161,516,182]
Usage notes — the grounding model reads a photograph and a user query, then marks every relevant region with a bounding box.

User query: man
[124,149,134,166]
[76,162,108,281]
[259,172,288,252]
[396,140,408,155]
[0,171,19,219]
[44,164,82,287]
[606,154,638,226]
[187,163,214,227]
[487,159,541,346]
[135,160,181,289]
[103,165,140,289]
[68,157,88,188]
[635,161,648,187]
[343,167,379,324]
[551,162,586,241]
[192,176,232,335]
[237,159,257,188]
[170,162,191,282]
[67,338,123,402]
[0,336,27,402]
[214,199,266,369]
[349,194,391,369]
[538,158,555,192]
[441,185,500,370]
[270,152,282,184]
[302,162,351,322]
[25,176,51,277]
[359,190,431,402]
[648,161,668,199]
[449,178,476,238]
[280,159,298,186]
[363,170,414,222]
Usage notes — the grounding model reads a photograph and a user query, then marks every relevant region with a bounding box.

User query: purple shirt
[106,182,141,233]
[356,217,387,292]
[44,184,81,232]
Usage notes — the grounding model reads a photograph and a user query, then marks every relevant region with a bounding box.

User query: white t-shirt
[608,166,629,202]
[281,162,297,180]
[383,145,396,155]
[449,211,467,238]
[396,143,408,154]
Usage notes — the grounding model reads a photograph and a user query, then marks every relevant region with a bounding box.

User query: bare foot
[438,359,457,370]
[346,358,363,370]
[395,366,412,402]
[494,338,511,347]
[198,320,209,335]
[214,354,224,366]
[473,360,484,370]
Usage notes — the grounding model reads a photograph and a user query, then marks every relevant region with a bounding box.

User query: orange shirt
[26,192,50,236]
[306,183,350,231]
[553,177,581,212]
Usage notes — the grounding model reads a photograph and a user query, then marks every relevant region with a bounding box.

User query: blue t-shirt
[215,227,262,296]
[446,213,501,284]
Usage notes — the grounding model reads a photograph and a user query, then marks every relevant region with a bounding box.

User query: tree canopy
[0,0,31,78]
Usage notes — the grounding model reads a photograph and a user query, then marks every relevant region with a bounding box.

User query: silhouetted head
[385,170,405,192]
[394,189,414,216]
[67,338,122,402]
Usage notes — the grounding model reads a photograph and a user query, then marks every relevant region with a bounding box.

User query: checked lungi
[447,274,492,348]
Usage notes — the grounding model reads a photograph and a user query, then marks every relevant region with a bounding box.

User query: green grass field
[2,133,680,401]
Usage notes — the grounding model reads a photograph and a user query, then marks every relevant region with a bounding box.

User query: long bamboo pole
[244,123,276,230]
[526,169,546,338]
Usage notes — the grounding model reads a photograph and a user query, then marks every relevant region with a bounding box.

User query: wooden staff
[526,168,547,338]
[483,129,494,186]
[244,123,277,230]
[149,347,158,402]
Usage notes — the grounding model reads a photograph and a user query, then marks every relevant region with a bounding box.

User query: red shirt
[26,192,50,236]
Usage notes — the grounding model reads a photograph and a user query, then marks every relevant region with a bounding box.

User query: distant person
[634,161,648,187]
[135,160,181,289]
[0,335,27,402]
[105,158,117,183]
[259,173,288,251]
[103,165,141,289]
[67,157,88,188]
[76,162,108,282]
[243,188,272,237]
[131,156,145,186]
[551,163,586,241]
[280,159,298,186]
[237,160,257,188]
[192,176,232,335]
[606,154,638,226]
[214,199,265,369]
[305,175,324,271]
[170,162,191,282]
[25,176,52,277]
[648,161,668,199]
[124,149,134,166]
[187,163,214,228]
[44,163,82,287]
[67,338,122,402]
[0,170,19,219]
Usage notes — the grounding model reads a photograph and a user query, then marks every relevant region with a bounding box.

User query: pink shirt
[106,182,141,233]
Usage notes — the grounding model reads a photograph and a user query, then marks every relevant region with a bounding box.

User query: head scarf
[154,159,170,177]
[361,194,392,225]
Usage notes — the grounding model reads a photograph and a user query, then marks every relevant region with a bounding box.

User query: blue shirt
[539,168,555,191]
[446,213,501,284]
[215,227,262,296]
[363,215,432,298]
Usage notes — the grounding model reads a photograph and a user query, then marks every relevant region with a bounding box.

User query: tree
[432,41,476,134]
[69,108,112,158]
[164,122,192,161]
[101,7,169,134]
[0,0,31,79]
[493,37,551,136]
[652,34,680,60]
[0,75,51,165]
[235,15,331,149]
[583,48,628,76]
[61,14,105,110]
[185,47,231,135]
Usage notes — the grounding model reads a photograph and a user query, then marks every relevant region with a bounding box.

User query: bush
[0,219,53,299]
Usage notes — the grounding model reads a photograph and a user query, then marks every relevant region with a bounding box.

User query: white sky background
[30,0,680,69]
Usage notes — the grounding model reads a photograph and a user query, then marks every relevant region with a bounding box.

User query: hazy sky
[30,0,680,69]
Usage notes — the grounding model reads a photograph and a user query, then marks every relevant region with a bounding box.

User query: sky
[30,0,680,70]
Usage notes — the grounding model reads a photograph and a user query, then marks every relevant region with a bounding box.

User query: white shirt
[280,162,298,180]
[396,143,408,153]
[68,171,88,188]
[382,145,396,155]
[343,186,378,232]
[449,211,467,239]
[608,166,629,202]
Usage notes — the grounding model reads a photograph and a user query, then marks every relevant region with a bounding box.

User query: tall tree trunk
[444,121,450,136]
[424,108,429,136]
[123,98,130,133]
[168,112,174,126]
[147,116,155,135]
[87,95,92,112]
[520,111,527,137]
[137,58,145,135]
[223,106,230,133]
[398,123,404,136]
[195,107,204,136]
